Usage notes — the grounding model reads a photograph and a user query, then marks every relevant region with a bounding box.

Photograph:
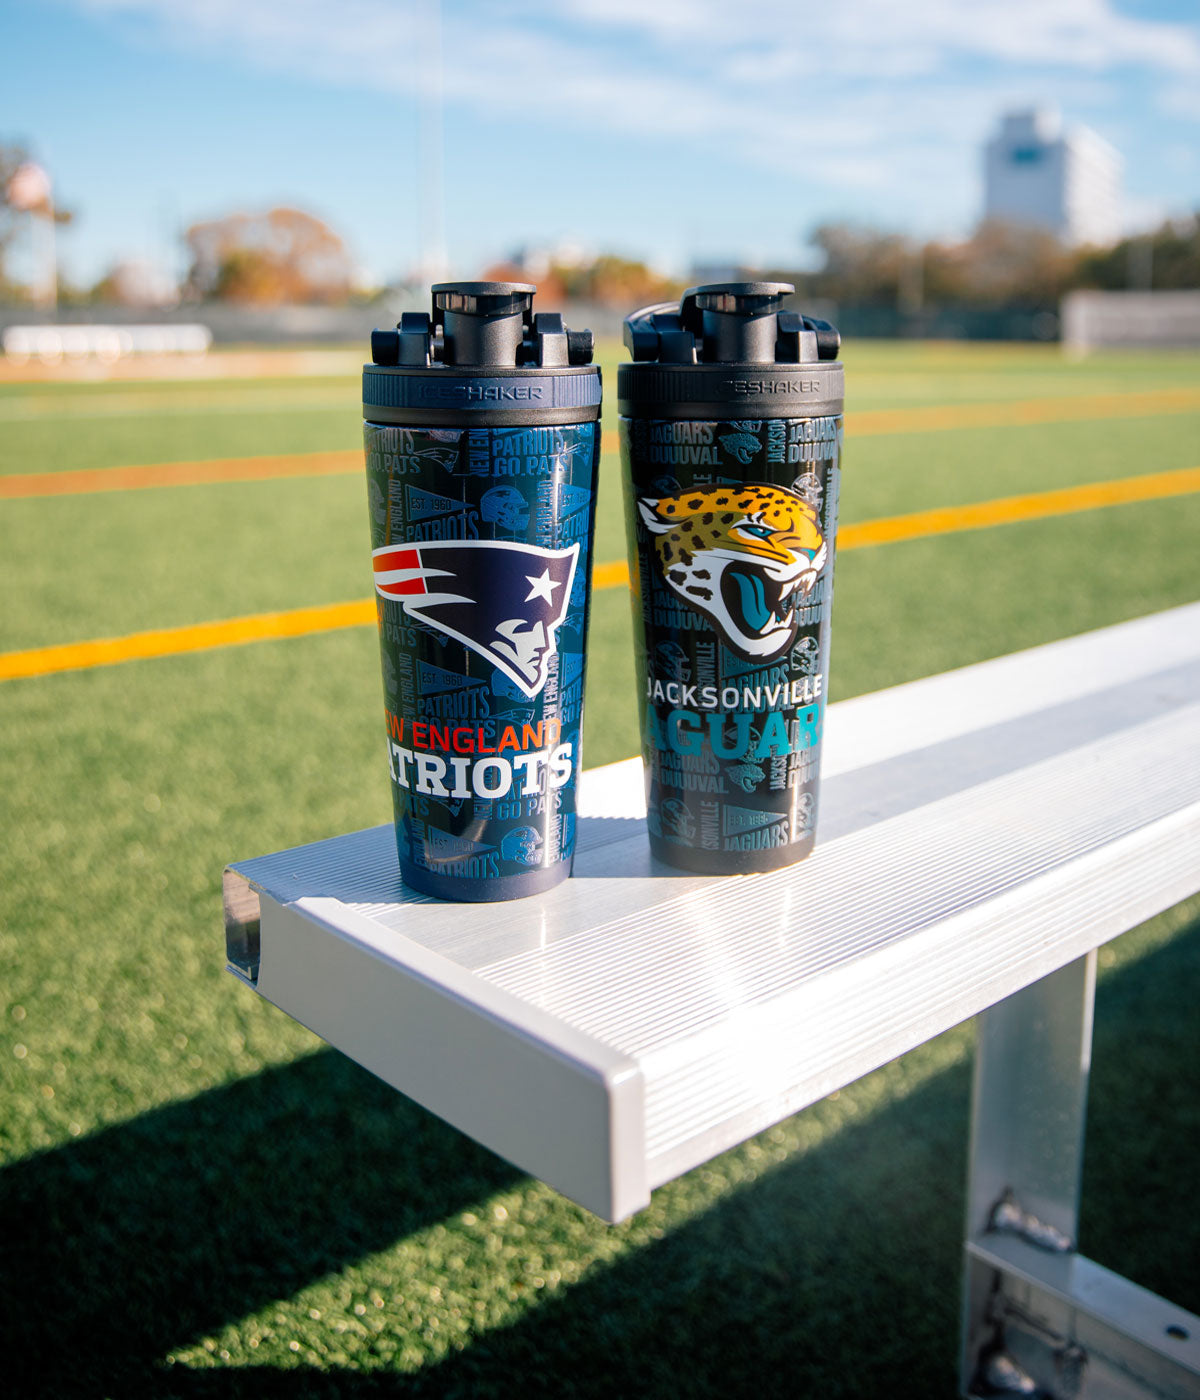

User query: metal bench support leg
[960,951,1200,1399]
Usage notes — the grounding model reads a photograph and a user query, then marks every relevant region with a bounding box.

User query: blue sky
[5,0,1200,288]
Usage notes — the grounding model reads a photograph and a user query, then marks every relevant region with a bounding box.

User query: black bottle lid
[618,282,843,421]
[364,281,601,427]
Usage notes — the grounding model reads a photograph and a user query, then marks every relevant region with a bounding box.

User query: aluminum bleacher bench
[224,601,1200,1399]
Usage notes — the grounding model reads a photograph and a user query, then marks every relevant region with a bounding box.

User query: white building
[983,109,1123,247]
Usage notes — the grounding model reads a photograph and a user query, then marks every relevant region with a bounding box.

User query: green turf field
[1,342,1198,1397]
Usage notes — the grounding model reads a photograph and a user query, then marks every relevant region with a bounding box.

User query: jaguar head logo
[719,432,761,465]
[637,483,826,660]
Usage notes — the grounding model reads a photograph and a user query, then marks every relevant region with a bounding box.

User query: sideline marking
[838,463,1200,548]
[591,559,630,591]
[5,385,1200,500]
[0,388,350,421]
[4,464,1197,683]
[0,348,362,384]
[0,601,377,682]
[0,451,361,498]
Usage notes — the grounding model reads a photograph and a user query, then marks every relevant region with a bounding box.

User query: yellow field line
[590,464,1200,586]
[0,601,377,682]
[0,348,362,384]
[0,451,361,499]
[0,387,347,418]
[4,463,1197,684]
[5,385,1200,500]
[839,463,1200,548]
[591,559,631,590]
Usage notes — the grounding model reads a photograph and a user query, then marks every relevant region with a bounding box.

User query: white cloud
[77,0,1200,90]
[559,0,1200,76]
[71,0,1198,240]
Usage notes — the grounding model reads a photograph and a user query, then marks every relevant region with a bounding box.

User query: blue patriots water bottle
[363,283,601,901]
[618,283,843,874]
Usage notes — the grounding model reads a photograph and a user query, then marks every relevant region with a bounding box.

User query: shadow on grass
[62,1051,977,1400]
[4,905,1197,1400]
[0,1049,520,1398]
[1079,904,1200,1309]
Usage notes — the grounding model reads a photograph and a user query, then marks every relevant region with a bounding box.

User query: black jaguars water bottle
[618,283,843,874]
[364,283,601,900]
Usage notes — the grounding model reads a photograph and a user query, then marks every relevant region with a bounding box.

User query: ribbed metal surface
[649,816,1196,1179]
[820,607,1200,779]
[236,822,415,911]
[476,705,1199,1167]
[484,706,1199,1035]
[228,603,1200,1210]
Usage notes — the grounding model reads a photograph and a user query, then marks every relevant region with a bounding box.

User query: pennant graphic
[417,659,489,696]
[405,484,472,522]
[426,828,496,860]
[559,649,586,690]
[722,804,786,837]
[555,483,593,519]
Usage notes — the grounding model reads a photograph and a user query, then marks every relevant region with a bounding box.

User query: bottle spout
[433,281,535,367]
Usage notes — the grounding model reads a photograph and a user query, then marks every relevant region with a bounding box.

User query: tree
[183,207,354,305]
[555,254,682,309]
[923,222,1076,306]
[481,253,682,310]
[804,224,916,306]
[793,221,1080,310]
[1075,214,1200,291]
[480,260,568,304]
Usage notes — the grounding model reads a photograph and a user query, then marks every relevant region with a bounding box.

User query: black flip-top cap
[618,281,843,420]
[364,281,600,427]
[689,281,797,363]
[432,281,534,367]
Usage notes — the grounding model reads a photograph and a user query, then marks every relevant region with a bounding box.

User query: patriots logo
[372,540,579,699]
[411,445,459,472]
